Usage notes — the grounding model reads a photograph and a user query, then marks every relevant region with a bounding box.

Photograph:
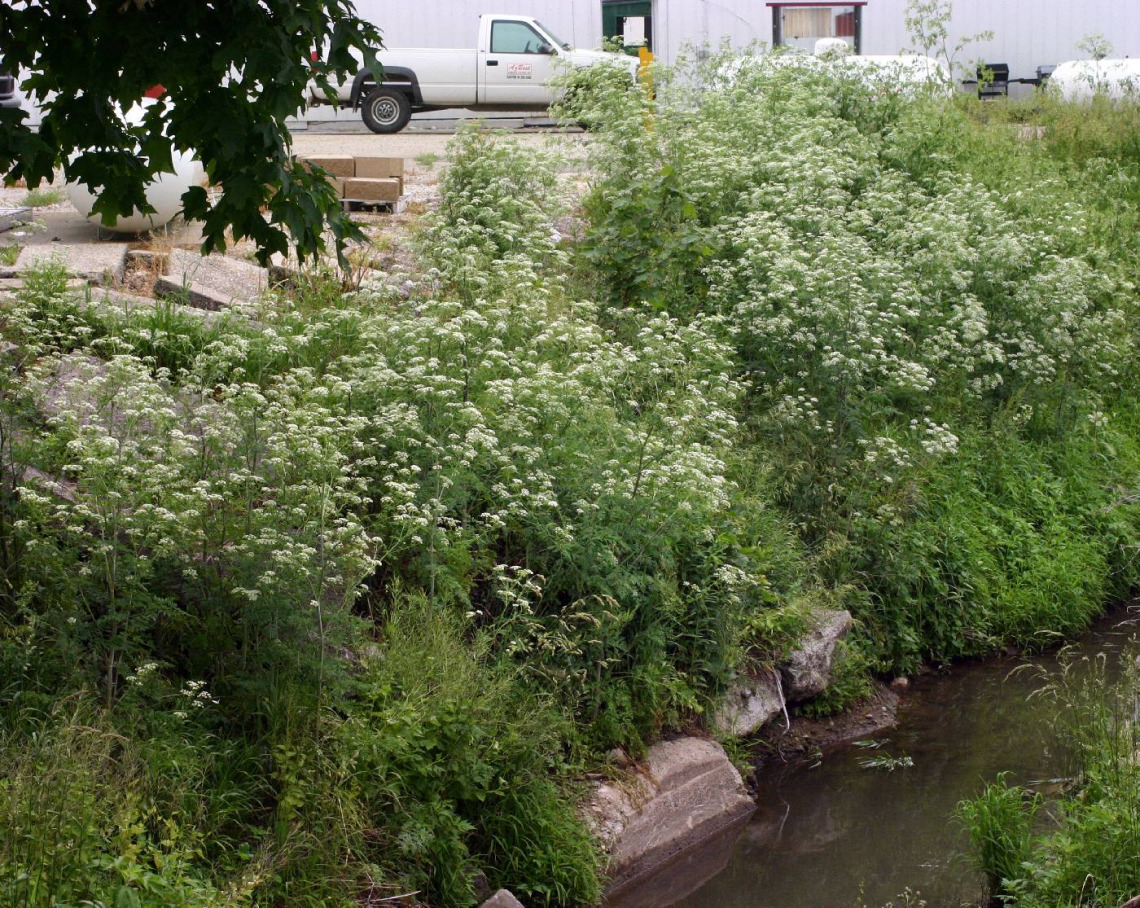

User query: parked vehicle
[308,13,638,133]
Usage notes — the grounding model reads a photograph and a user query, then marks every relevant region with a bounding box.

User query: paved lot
[291,119,584,160]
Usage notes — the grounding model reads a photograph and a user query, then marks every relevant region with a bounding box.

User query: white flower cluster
[587,53,1133,503]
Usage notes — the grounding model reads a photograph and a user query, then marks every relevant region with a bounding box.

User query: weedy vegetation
[3,11,1140,906]
[958,658,1140,906]
[19,185,66,208]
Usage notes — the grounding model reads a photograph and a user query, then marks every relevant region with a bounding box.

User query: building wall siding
[353,1,601,51]
[859,0,1140,79]
[355,0,1140,80]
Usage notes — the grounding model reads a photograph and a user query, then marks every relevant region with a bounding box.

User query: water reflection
[651,607,1140,908]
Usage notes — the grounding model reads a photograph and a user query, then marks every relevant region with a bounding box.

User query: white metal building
[356,0,1140,84]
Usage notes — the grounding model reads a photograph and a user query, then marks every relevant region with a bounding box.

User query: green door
[602,0,652,55]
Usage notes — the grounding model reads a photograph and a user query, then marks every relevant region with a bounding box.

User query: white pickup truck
[308,14,638,133]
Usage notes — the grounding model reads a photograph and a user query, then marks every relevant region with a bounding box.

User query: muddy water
[654,606,1139,908]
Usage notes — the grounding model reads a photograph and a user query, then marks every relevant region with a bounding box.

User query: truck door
[480,19,556,105]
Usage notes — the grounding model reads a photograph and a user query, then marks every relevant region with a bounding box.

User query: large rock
[712,667,785,737]
[781,608,854,703]
[479,891,524,908]
[586,737,755,893]
[602,812,750,908]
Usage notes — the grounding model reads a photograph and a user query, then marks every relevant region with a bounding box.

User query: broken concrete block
[781,609,855,703]
[155,249,268,310]
[86,288,220,327]
[713,668,786,737]
[0,276,88,294]
[479,891,525,908]
[18,465,77,503]
[301,155,355,178]
[586,737,755,892]
[15,242,129,284]
[343,177,401,202]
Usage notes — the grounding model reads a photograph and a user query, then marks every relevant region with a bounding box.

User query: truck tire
[361,87,412,134]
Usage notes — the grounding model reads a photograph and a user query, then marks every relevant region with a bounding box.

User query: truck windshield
[535,21,571,51]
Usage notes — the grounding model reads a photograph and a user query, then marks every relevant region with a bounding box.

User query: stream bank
[608,604,1140,908]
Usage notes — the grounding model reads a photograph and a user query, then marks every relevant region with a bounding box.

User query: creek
[611,604,1140,908]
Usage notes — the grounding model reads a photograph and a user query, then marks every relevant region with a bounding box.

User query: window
[768,3,865,54]
[491,21,551,54]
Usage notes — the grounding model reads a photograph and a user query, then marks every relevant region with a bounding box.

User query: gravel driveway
[291,129,583,162]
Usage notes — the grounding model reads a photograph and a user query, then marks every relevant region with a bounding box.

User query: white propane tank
[1050,59,1140,102]
[845,55,953,98]
[66,100,204,234]
[814,38,851,57]
[723,50,949,99]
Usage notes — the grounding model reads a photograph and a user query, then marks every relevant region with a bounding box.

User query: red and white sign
[507,62,533,79]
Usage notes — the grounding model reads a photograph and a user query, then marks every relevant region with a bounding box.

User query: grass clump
[956,773,1041,898]
[20,185,65,208]
[958,658,1140,906]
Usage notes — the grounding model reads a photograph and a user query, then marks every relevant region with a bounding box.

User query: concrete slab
[0,208,31,232]
[15,241,130,284]
[87,287,220,325]
[0,276,88,293]
[156,248,268,310]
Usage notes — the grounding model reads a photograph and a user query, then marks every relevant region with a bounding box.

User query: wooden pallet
[341,197,406,214]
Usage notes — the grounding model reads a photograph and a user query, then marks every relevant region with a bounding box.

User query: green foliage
[956,773,1041,897]
[20,185,65,208]
[797,640,873,718]
[573,46,1140,674]
[0,706,265,908]
[341,599,601,908]
[960,660,1140,907]
[0,1,382,263]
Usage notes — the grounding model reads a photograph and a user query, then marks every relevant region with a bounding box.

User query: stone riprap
[781,608,855,703]
[587,737,755,893]
[478,891,525,908]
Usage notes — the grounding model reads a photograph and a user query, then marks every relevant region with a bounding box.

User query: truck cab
[479,15,566,106]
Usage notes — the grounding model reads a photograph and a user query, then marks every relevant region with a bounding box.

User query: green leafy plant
[19,186,65,208]
[0,1,382,262]
[956,772,1040,896]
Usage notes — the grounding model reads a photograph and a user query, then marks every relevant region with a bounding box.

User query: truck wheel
[361,87,412,134]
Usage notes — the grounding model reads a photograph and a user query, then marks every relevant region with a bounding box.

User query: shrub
[573,46,1140,673]
[341,598,601,908]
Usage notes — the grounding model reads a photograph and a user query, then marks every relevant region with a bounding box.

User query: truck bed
[378,48,479,106]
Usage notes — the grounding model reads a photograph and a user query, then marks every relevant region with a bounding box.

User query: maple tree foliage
[0,0,381,262]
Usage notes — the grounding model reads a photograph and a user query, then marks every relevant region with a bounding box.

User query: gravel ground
[291,129,585,164]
